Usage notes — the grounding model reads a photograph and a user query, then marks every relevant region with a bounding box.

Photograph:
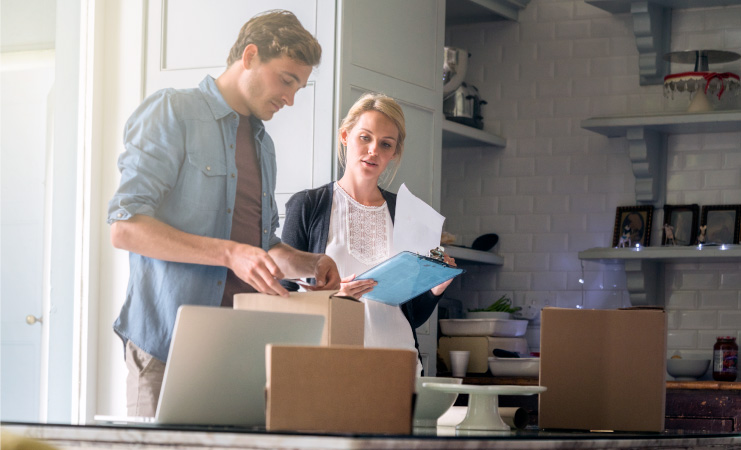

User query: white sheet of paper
[393,184,445,255]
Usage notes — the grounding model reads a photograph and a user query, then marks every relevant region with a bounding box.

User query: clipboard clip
[428,246,445,262]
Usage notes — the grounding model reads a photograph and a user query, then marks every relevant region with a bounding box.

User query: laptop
[95,305,325,427]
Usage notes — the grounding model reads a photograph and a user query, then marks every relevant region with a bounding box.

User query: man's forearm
[268,242,322,279]
[110,214,234,267]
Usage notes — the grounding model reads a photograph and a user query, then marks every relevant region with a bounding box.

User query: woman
[281,92,455,375]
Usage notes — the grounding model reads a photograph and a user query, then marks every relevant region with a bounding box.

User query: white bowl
[439,319,528,337]
[666,358,710,380]
[413,376,462,427]
[488,357,540,377]
[466,311,511,320]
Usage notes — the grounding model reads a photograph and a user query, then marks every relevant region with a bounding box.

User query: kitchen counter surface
[4,422,741,450]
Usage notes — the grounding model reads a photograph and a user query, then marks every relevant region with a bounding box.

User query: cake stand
[421,383,546,431]
[663,50,740,112]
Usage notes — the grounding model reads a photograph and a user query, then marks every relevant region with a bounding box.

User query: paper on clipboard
[392,184,445,255]
[355,251,464,306]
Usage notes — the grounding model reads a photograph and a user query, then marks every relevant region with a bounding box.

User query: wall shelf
[579,245,741,306]
[585,0,741,85]
[581,110,741,205]
[446,0,531,24]
[446,245,504,265]
[442,120,506,147]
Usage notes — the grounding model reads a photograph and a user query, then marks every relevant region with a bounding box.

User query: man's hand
[305,254,341,290]
[227,243,289,296]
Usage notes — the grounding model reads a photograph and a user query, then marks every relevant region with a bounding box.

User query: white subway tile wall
[442,0,741,363]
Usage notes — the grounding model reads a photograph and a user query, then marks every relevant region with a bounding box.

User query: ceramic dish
[439,318,528,337]
[488,356,540,377]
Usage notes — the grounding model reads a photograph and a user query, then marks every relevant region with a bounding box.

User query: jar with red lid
[712,336,738,382]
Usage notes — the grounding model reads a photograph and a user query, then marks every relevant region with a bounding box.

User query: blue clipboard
[355,251,464,306]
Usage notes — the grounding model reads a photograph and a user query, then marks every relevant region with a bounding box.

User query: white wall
[442,0,741,372]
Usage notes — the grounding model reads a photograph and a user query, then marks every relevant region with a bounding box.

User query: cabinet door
[336,0,445,375]
[144,0,336,224]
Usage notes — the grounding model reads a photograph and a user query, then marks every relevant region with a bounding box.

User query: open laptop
[96,305,325,427]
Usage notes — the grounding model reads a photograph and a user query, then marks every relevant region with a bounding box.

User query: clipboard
[355,251,464,306]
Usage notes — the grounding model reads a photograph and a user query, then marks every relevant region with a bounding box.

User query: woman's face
[341,110,399,183]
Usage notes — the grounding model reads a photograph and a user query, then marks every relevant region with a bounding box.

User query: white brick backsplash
[679,310,718,329]
[482,177,517,196]
[720,311,741,328]
[534,195,570,214]
[499,234,533,253]
[667,171,702,191]
[443,1,741,348]
[666,291,698,310]
[704,170,740,188]
[555,58,591,78]
[684,153,722,170]
[516,176,552,194]
[720,189,741,204]
[552,175,587,194]
[667,330,698,349]
[555,20,591,40]
[551,213,587,233]
[572,38,610,58]
[700,291,739,309]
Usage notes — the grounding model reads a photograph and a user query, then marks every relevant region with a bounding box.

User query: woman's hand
[337,274,377,299]
[431,253,456,296]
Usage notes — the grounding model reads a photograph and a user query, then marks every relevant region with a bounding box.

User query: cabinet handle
[26,315,43,325]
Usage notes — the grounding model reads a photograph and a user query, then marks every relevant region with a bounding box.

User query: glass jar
[712,336,738,382]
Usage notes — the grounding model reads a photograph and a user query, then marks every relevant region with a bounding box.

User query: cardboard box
[265,345,417,434]
[234,291,363,346]
[438,336,529,373]
[538,307,667,432]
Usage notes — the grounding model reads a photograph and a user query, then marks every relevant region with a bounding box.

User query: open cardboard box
[234,291,364,346]
[265,344,417,434]
[538,306,667,432]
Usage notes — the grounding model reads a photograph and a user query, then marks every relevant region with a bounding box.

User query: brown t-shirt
[221,115,262,307]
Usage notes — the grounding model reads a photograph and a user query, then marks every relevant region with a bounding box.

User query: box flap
[539,307,667,432]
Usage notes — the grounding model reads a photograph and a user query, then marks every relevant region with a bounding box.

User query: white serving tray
[439,318,528,337]
[487,356,540,377]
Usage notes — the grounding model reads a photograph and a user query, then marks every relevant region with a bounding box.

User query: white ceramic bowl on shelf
[666,358,710,380]
[413,376,462,427]
[488,357,540,377]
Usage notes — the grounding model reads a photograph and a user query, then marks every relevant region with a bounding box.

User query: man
[107,10,340,417]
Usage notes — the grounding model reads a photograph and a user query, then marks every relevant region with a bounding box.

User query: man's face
[240,52,313,121]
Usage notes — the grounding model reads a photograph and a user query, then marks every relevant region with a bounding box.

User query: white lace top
[325,183,420,374]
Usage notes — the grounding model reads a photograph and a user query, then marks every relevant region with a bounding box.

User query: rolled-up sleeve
[107,90,185,224]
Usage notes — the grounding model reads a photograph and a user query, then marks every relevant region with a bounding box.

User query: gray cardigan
[281,182,441,368]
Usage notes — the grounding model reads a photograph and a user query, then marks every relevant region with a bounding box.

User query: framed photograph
[612,205,654,248]
[662,204,699,246]
[700,204,741,245]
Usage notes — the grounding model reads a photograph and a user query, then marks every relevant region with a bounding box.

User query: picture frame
[700,204,741,245]
[612,205,654,248]
[662,204,699,246]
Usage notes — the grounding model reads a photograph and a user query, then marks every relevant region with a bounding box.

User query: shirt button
[263,229,268,234]
[206,166,211,171]
[231,173,235,178]
[230,144,234,149]
[217,280,222,286]
[263,192,267,197]
[227,208,232,214]
[117,213,122,218]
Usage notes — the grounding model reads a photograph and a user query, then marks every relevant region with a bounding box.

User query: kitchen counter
[4,422,741,450]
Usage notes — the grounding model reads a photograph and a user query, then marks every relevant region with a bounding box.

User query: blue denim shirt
[107,76,281,362]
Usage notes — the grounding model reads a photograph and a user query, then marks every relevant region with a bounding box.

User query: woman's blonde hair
[227,10,321,67]
[337,92,406,186]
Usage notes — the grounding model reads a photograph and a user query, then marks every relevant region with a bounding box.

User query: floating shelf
[446,0,531,24]
[446,246,504,265]
[585,0,741,85]
[442,120,506,147]
[581,110,741,205]
[579,245,741,306]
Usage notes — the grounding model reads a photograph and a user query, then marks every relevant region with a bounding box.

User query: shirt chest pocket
[176,150,228,211]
